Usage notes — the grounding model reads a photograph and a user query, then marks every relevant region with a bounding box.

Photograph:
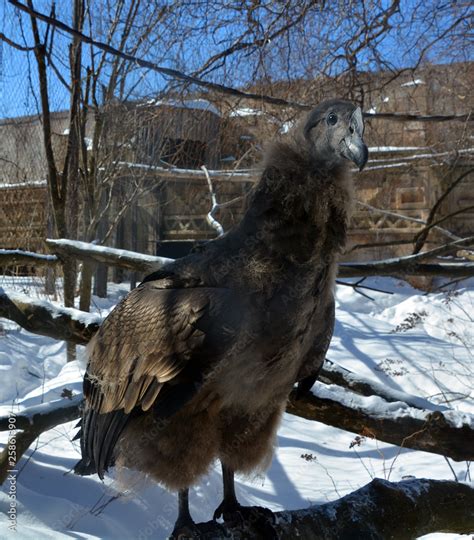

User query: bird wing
[78,281,242,478]
[296,298,335,394]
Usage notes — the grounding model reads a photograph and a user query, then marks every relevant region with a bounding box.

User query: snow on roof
[401,79,424,87]
[229,107,263,117]
[144,98,221,116]
[0,180,47,190]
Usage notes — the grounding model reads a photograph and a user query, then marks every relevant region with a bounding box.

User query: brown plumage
[76,99,368,536]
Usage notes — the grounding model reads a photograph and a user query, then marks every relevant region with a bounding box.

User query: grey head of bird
[302,99,369,171]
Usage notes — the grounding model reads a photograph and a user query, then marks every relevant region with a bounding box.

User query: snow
[280,121,294,134]
[0,276,472,539]
[143,98,221,116]
[368,146,425,152]
[401,79,425,87]
[0,250,56,262]
[113,160,257,181]
[46,239,173,267]
[315,383,472,429]
[0,288,103,328]
[229,107,263,117]
[0,180,47,190]
[62,130,94,150]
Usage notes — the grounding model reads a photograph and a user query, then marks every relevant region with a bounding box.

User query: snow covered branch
[338,260,474,278]
[4,234,473,282]
[202,165,225,236]
[319,359,448,411]
[0,249,58,267]
[0,373,471,466]
[45,238,172,273]
[288,386,473,462]
[42,238,474,278]
[0,395,83,484]
[0,289,101,345]
[192,479,474,539]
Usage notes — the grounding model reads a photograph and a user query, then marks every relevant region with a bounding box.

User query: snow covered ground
[0,276,472,539]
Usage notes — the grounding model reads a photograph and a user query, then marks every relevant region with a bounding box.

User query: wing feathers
[78,284,239,478]
[141,380,163,412]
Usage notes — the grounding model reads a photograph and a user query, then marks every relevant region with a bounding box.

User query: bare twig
[356,201,461,242]
[201,165,225,236]
[0,31,36,51]
[413,167,474,253]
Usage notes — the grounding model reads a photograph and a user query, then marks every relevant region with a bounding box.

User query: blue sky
[0,0,471,119]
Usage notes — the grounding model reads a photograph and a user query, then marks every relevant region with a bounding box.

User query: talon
[171,521,229,539]
[213,502,277,538]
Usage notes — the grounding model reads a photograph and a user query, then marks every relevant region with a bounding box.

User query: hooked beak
[341,107,369,171]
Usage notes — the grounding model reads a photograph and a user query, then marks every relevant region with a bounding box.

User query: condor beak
[341,107,369,171]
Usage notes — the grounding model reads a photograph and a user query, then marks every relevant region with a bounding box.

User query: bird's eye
[327,113,338,126]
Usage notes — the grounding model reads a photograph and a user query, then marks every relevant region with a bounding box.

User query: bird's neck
[241,142,354,265]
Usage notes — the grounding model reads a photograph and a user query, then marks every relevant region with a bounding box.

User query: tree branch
[45,238,172,273]
[0,249,58,267]
[0,31,36,51]
[413,167,474,254]
[338,261,474,278]
[319,359,447,411]
[202,165,225,237]
[3,239,473,280]
[197,479,474,539]
[8,0,473,122]
[0,395,82,484]
[0,289,100,345]
[355,201,461,243]
[287,386,473,462]
[45,238,474,278]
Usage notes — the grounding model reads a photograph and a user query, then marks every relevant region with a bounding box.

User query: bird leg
[170,489,195,538]
[213,462,239,518]
[171,488,228,539]
[213,463,277,538]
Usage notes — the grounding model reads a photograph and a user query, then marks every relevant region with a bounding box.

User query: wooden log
[0,249,58,267]
[287,387,474,462]
[0,238,448,279]
[0,290,101,345]
[338,261,474,278]
[46,238,172,273]
[192,478,474,539]
[0,395,82,484]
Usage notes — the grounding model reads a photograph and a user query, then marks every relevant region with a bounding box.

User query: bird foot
[170,518,229,539]
[213,501,277,538]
